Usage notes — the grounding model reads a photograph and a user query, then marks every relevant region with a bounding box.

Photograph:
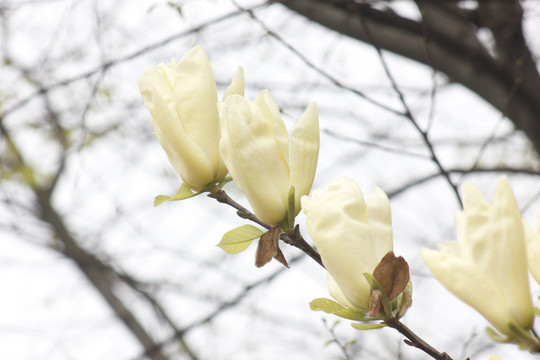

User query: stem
[208,190,270,230]
[385,317,453,360]
[282,225,324,268]
[208,190,324,268]
[209,190,451,359]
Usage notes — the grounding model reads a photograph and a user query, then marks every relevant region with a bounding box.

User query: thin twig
[208,190,324,268]
[232,0,405,117]
[131,255,304,360]
[0,3,269,123]
[355,6,462,208]
[322,319,353,360]
[385,318,453,360]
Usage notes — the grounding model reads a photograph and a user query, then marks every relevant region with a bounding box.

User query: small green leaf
[310,298,346,312]
[154,183,196,206]
[351,323,386,330]
[310,298,368,321]
[535,306,540,316]
[216,225,264,254]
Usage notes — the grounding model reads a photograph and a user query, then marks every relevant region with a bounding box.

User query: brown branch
[35,188,170,360]
[0,60,177,359]
[276,0,540,156]
[355,6,462,207]
[131,254,304,360]
[208,190,324,267]
[387,166,540,199]
[0,3,269,125]
[385,317,453,360]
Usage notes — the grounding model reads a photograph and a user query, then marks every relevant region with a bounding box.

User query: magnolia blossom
[421,177,534,336]
[219,90,319,225]
[301,177,393,312]
[524,208,540,285]
[139,45,243,191]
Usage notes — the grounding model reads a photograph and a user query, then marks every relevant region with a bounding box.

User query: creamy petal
[254,91,289,168]
[223,66,244,99]
[421,247,515,335]
[171,45,221,176]
[139,67,214,189]
[219,96,287,224]
[303,177,388,310]
[289,102,319,214]
[245,92,290,208]
[525,210,540,285]
[327,274,364,312]
[367,187,393,260]
[486,178,532,329]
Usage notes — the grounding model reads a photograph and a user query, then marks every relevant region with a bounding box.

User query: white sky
[1,0,540,359]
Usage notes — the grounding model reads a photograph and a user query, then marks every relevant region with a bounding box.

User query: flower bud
[139,45,242,191]
[524,208,540,286]
[301,177,393,312]
[219,90,319,225]
[421,177,534,337]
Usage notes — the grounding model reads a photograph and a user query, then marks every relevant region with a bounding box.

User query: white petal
[421,247,515,335]
[223,66,244,99]
[219,96,287,224]
[289,102,319,215]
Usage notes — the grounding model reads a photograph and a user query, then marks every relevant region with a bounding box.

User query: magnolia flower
[301,177,393,312]
[524,208,540,285]
[421,177,534,336]
[219,90,319,225]
[139,45,243,191]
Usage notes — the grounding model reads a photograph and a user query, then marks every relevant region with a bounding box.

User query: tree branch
[276,0,540,156]
[209,190,324,267]
[35,188,170,360]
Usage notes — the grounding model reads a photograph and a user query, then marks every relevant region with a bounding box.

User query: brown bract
[373,251,410,301]
[255,227,289,268]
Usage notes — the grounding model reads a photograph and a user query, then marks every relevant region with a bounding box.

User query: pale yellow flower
[302,177,393,312]
[421,177,534,336]
[524,208,540,285]
[139,45,243,190]
[219,90,319,225]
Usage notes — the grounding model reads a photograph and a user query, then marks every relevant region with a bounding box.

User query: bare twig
[208,190,324,267]
[131,254,304,360]
[0,3,269,123]
[322,319,354,360]
[355,6,462,207]
[385,318,453,360]
[232,0,405,117]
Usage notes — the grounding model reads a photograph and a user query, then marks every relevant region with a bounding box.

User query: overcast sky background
[1,0,540,359]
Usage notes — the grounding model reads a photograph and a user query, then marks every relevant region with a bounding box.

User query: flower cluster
[139,45,319,225]
[139,45,540,358]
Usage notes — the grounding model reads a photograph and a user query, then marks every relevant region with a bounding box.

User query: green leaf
[535,306,540,317]
[216,225,264,254]
[310,298,368,321]
[154,183,196,206]
[351,323,386,330]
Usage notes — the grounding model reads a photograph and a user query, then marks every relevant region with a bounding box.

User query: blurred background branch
[1,0,540,359]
